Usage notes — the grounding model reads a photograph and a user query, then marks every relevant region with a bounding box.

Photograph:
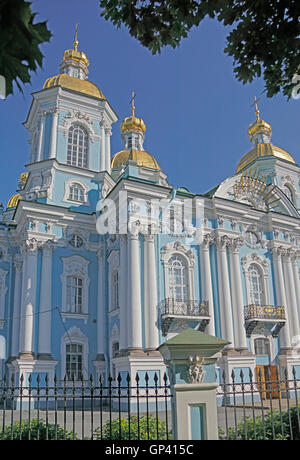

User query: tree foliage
[0,0,51,97]
[100,0,300,98]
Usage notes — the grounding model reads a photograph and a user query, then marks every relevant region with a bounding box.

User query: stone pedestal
[158,328,228,440]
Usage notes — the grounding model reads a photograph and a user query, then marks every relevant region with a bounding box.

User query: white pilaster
[144,234,159,351]
[105,128,111,175]
[100,122,106,172]
[271,247,291,350]
[216,236,235,348]
[200,235,215,336]
[37,112,46,162]
[11,256,23,358]
[282,249,300,340]
[291,255,300,338]
[49,108,58,159]
[127,233,143,351]
[37,242,54,359]
[96,247,105,359]
[19,240,38,359]
[229,238,248,350]
[119,235,128,353]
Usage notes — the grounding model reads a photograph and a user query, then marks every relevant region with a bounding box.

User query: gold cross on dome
[251,95,261,120]
[130,91,136,116]
[74,23,79,51]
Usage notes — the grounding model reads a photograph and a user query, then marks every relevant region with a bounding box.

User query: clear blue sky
[0,0,299,207]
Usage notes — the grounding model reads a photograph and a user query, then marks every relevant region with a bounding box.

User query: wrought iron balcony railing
[161,298,209,318]
[244,304,286,321]
[244,304,286,338]
[160,298,210,336]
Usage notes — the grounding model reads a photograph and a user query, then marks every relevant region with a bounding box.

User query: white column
[119,235,128,353]
[37,112,46,162]
[11,256,23,358]
[96,247,105,360]
[229,238,248,351]
[37,242,54,359]
[49,108,58,159]
[216,236,235,348]
[127,233,143,352]
[200,235,215,336]
[282,249,300,340]
[19,239,38,359]
[291,254,300,338]
[100,122,106,172]
[271,247,291,350]
[144,234,159,351]
[105,128,111,175]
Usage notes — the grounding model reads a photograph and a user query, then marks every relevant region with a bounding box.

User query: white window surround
[250,331,275,362]
[60,326,89,381]
[63,178,89,206]
[60,255,90,323]
[161,241,195,301]
[242,253,270,305]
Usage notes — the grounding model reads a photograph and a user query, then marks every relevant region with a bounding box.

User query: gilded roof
[111,149,161,170]
[7,194,22,209]
[43,74,105,100]
[236,143,295,173]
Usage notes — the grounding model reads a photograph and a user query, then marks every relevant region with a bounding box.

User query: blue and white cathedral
[0,37,300,387]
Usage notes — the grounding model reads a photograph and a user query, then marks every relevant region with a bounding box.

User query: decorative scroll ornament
[187,356,205,384]
[233,169,280,211]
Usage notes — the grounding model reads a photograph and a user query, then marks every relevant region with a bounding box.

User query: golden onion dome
[111,149,160,170]
[236,143,295,173]
[120,115,146,134]
[7,194,22,209]
[43,74,105,100]
[248,118,272,144]
[63,47,89,68]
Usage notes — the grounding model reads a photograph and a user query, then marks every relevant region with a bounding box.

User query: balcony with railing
[244,304,286,337]
[160,298,210,336]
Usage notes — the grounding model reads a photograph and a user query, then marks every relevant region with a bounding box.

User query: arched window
[68,183,85,202]
[168,255,188,301]
[248,264,264,305]
[283,184,294,204]
[67,125,89,168]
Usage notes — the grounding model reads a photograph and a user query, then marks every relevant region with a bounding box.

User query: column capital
[13,254,23,272]
[229,237,244,254]
[40,240,55,256]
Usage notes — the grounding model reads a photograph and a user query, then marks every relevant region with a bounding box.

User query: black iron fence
[217,366,300,440]
[0,372,172,440]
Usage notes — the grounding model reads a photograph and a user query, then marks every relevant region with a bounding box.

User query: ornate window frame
[280,175,297,205]
[242,253,270,305]
[60,326,89,381]
[60,255,90,322]
[161,241,195,300]
[63,178,89,206]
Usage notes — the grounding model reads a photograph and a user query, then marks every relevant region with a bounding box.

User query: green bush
[0,418,78,440]
[94,414,171,440]
[223,407,300,440]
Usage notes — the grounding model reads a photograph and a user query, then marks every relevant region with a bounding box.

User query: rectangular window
[67,276,83,313]
[66,343,83,381]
